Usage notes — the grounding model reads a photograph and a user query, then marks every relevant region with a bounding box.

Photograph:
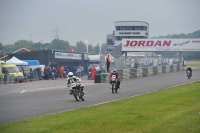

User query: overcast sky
[0,0,200,45]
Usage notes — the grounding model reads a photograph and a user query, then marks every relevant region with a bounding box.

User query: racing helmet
[188,66,190,68]
[113,69,117,73]
[68,72,74,77]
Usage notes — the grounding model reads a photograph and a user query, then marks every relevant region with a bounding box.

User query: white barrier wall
[148,66,153,76]
[158,66,162,74]
[166,65,170,73]
[173,64,177,72]
[137,68,142,78]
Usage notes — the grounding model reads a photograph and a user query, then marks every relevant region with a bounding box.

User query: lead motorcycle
[67,78,85,101]
[110,75,118,93]
[186,70,191,79]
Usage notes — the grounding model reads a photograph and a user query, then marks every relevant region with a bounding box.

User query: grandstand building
[107,21,149,52]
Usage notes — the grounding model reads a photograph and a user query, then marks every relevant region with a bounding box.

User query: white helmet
[68,72,74,77]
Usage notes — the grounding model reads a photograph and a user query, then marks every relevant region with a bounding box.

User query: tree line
[0,29,200,60]
[0,39,107,55]
[152,29,200,60]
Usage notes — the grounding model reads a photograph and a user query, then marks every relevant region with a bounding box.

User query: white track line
[20,90,26,93]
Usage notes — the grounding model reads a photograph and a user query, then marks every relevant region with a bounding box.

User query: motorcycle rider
[109,69,121,89]
[66,72,83,95]
[186,66,192,77]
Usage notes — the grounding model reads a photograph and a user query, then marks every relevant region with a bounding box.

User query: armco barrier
[137,68,142,78]
[153,66,158,75]
[158,66,162,74]
[100,63,184,83]
[173,64,177,72]
[166,65,170,73]
[162,66,166,73]
[170,65,173,73]
[177,64,180,71]
[118,69,123,81]
[148,66,153,76]
[142,67,148,77]
[130,68,137,79]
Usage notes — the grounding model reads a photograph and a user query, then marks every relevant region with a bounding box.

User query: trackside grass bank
[0,81,200,133]
[184,60,200,68]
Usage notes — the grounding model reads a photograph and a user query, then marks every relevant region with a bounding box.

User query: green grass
[1,81,200,133]
[185,60,200,67]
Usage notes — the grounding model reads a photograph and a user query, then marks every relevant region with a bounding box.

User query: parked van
[0,61,24,83]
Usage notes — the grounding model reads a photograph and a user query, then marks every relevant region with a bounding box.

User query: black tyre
[112,83,115,93]
[80,92,85,101]
[73,90,80,101]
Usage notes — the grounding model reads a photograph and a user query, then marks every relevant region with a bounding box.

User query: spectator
[106,54,111,72]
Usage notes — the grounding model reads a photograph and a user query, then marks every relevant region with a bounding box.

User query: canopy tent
[7,56,28,65]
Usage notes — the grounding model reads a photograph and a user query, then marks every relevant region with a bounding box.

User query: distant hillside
[152,29,200,39]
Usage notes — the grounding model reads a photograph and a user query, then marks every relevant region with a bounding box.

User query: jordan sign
[122,39,200,51]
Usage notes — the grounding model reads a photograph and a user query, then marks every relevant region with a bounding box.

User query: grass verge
[0,81,200,133]
[185,60,200,67]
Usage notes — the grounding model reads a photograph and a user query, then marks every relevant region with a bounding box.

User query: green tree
[48,39,70,51]
[100,43,107,54]
[88,44,94,54]
[94,44,100,54]
[14,40,34,48]
[74,41,87,53]
[0,42,3,51]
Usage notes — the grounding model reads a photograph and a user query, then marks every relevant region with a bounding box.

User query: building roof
[114,21,149,24]
[12,47,37,53]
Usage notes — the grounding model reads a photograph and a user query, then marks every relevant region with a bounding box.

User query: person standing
[91,65,96,80]
[106,54,111,72]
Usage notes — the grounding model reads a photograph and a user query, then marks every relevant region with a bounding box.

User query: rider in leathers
[66,72,83,95]
[186,66,192,77]
[109,69,121,89]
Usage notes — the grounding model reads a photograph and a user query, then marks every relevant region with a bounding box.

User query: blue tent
[22,60,40,66]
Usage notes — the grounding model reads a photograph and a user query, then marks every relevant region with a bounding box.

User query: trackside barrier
[26,71,42,81]
[142,67,148,77]
[158,66,162,74]
[100,63,184,83]
[137,68,142,78]
[130,68,137,79]
[170,65,174,73]
[153,66,158,76]
[173,64,177,72]
[177,64,180,71]
[0,75,3,84]
[166,65,170,73]
[162,66,166,73]
[148,66,153,76]
[118,69,123,81]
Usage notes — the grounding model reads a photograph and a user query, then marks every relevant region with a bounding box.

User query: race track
[0,67,200,123]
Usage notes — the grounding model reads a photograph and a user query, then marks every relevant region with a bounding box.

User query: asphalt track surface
[0,67,200,123]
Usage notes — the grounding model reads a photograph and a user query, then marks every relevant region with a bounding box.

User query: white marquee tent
[7,56,28,66]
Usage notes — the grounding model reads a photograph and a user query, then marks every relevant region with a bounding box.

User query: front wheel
[112,83,115,93]
[73,90,80,101]
[80,91,85,101]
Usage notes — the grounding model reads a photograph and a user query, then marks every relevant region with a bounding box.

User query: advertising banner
[122,39,200,51]
[55,52,82,60]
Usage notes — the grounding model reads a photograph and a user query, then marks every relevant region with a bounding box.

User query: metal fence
[111,55,182,70]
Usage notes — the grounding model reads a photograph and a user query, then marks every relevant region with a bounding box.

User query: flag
[85,40,89,53]
[71,46,74,52]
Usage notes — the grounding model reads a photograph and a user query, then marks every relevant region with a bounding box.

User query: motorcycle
[68,79,85,101]
[88,72,92,80]
[110,75,118,93]
[51,72,56,80]
[186,70,191,79]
